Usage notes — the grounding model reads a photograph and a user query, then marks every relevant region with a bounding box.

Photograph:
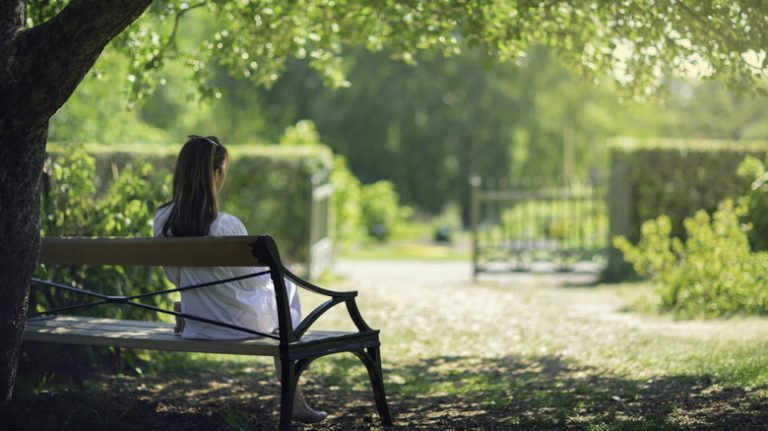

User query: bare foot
[293,388,328,423]
[292,404,328,423]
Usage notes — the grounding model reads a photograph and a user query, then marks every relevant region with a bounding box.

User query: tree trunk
[0,0,153,413]
[0,123,48,409]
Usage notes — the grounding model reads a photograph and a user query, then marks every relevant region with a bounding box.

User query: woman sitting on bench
[153,135,327,423]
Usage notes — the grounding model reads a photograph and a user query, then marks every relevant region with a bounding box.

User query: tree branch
[676,1,768,84]
[676,2,745,53]
[166,1,207,48]
[4,0,153,131]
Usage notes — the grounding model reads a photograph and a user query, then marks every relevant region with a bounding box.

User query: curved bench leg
[278,357,298,431]
[356,346,393,427]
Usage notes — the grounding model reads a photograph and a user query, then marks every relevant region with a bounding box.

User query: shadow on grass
[8,352,768,431]
[317,354,768,430]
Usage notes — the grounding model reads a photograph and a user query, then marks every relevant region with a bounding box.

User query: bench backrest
[39,236,268,266]
[36,235,300,343]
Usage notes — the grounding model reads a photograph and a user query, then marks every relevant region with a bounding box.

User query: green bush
[278,120,323,147]
[330,153,415,245]
[359,180,410,240]
[276,120,367,246]
[36,148,174,321]
[615,200,768,318]
[330,155,363,243]
[736,155,768,251]
[610,138,768,243]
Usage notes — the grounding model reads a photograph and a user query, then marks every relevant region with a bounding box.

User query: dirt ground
[9,259,768,430]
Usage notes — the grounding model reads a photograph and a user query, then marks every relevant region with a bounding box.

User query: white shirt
[153,204,301,339]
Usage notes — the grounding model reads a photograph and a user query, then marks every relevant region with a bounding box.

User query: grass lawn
[10,259,768,430]
[340,241,471,261]
[339,227,472,261]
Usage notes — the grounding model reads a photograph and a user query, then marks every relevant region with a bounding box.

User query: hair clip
[188,135,220,147]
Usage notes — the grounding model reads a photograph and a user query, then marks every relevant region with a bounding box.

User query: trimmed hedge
[609,138,768,244]
[46,143,333,263]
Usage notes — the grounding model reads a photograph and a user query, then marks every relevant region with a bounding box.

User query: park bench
[23,235,392,430]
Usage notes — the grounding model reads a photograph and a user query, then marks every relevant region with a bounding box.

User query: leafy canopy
[27,1,768,100]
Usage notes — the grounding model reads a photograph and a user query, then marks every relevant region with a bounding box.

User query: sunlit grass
[340,241,471,261]
[339,221,471,261]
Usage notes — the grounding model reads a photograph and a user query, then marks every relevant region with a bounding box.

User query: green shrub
[275,120,367,247]
[610,138,768,243]
[278,120,323,147]
[736,155,768,251]
[36,148,174,321]
[615,200,768,318]
[330,155,363,243]
[359,180,410,240]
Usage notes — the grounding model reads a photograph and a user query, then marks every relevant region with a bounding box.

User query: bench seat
[24,315,350,356]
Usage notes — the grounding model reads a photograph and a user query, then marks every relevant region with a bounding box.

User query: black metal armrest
[293,295,373,339]
[280,264,358,299]
[282,266,372,338]
[251,236,356,299]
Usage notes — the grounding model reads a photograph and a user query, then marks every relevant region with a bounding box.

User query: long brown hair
[161,135,228,236]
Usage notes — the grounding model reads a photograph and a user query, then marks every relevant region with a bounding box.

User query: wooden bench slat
[24,316,348,356]
[30,316,172,329]
[28,317,177,334]
[39,236,269,266]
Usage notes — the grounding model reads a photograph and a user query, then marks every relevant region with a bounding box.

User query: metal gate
[470,176,607,274]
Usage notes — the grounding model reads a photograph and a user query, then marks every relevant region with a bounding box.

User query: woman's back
[154,204,301,339]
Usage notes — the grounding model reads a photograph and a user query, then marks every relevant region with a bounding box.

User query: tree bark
[0,124,47,412]
[0,0,152,412]
[0,0,24,33]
